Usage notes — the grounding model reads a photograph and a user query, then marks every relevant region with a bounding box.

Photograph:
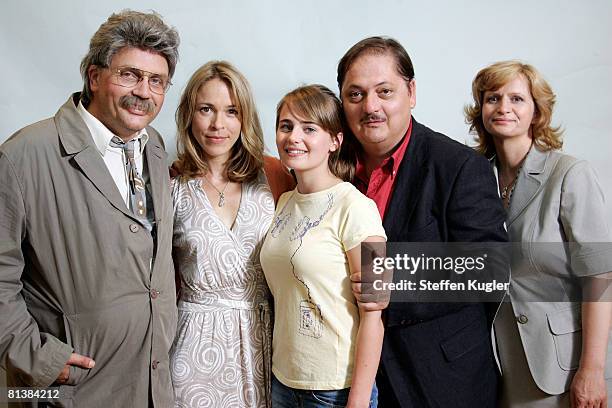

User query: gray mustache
[120,95,155,113]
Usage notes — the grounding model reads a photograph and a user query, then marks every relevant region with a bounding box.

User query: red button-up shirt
[353,120,413,219]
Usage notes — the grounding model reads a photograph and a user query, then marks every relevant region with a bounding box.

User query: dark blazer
[378,118,508,407]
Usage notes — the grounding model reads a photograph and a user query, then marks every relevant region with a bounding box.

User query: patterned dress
[170,171,274,408]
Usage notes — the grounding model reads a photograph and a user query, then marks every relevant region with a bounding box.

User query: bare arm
[571,275,612,408]
[346,236,386,408]
[263,155,296,204]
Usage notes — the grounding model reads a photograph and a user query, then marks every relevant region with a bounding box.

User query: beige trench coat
[0,94,177,407]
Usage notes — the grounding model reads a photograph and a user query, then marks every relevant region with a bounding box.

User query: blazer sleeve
[446,153,508,243]
[560,160,612,277]
[0,152,73,386]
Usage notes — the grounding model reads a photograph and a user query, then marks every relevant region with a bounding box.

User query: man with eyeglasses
[0,10,179,407]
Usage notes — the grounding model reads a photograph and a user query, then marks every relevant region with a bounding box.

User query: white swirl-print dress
[170,171,274,408]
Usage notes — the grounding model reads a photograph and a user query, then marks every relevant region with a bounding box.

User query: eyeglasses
[110,66,172,95]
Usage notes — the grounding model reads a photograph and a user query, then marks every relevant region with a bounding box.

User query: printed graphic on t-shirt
[271,192,334,339]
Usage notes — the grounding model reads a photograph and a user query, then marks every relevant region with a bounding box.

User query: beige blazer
[501,146,612,394]
[0,94,177,407]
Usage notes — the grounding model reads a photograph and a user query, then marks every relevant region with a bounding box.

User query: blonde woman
[170,61,293,407]
[466,60,612,407]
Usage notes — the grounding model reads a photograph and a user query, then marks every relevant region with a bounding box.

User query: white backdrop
[2,0,611,226]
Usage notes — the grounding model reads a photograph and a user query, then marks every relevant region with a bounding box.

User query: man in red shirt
[339,36,508,407]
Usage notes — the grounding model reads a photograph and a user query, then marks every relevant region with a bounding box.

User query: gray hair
[80,9,180,106]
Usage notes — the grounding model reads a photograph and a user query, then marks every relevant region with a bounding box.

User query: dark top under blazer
[378,118,508,408]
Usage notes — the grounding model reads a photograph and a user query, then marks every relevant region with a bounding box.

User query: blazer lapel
[383,118,427,238]
[506,146,549,227]
[55,93,141,220]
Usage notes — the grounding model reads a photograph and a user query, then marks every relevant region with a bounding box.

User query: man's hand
[350,239,391,312]
[55,353,95,384]
[350,272,389,312]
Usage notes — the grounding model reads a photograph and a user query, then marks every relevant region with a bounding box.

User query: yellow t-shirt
[260,182,386,390]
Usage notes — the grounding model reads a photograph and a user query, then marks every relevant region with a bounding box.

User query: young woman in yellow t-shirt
[260,84,386,408]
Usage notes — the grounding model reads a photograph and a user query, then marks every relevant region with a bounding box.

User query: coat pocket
[61,301,149,389]
[440,317,487,362]
[547,305,582,371]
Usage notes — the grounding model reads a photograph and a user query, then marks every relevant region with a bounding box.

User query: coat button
[129,223,139,233]
[150,289,159,299]
[517,314,528,324]
[152,360,159,369]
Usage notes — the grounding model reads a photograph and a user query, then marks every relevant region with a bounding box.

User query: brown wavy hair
[175,60,264,182]
[465,60,563,158]
[276,84,356,182]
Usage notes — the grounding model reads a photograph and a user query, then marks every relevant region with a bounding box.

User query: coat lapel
[55,93,142,221]
[383,118,427,239]
[72,147,133,216]
[506,146,549,227]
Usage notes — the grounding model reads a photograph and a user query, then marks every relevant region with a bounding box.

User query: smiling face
[191,78,242,163]
[481,74,536,145]
[341,52,415,156]
[276,103,340,177]
[87,47,168,140]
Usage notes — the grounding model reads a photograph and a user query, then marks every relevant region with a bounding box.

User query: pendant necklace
[499,149,529,204]
[203,175,230,207]
[500,175,519,200]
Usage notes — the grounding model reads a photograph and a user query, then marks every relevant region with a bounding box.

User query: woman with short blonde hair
[465,60,562,158]
[466,60,612,407]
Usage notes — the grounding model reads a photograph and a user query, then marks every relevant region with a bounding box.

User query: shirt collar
[76,101,149,157]
[355,118,413,184]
